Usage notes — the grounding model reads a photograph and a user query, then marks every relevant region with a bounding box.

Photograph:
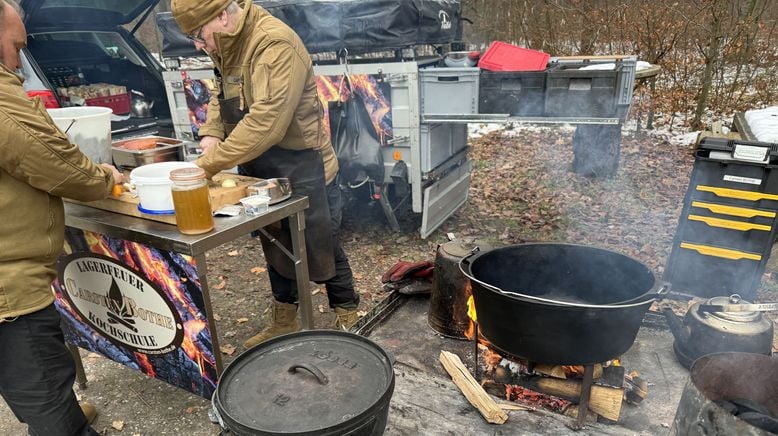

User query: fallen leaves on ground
[212,277,227,290]
[250,266,266,275]
[111,420,124,431]
[220,344,237,356]
[236,318,249,324]
[227,250,239,257]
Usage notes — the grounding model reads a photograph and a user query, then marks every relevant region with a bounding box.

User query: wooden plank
[65,172,260,225]
[439,350,508,424]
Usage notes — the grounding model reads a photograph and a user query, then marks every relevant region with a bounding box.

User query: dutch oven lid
[216,330,394,435]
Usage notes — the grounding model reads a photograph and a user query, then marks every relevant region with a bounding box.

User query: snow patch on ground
[468,122,577,139]
[468,118,701,149]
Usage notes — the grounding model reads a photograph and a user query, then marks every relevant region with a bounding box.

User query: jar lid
[169,167,206,181]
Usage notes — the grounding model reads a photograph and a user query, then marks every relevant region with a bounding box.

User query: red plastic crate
[85,93,130,115]
[478,41,550,72]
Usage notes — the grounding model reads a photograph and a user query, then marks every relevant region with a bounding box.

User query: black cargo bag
[328,78,384,185]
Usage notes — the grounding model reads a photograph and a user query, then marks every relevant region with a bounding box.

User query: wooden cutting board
[66,172,261,225]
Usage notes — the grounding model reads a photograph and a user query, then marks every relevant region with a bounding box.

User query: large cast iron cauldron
[214,331,395,436]
[460,243,667,365]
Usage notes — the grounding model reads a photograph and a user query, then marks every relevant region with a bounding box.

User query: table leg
[68,344,88,390]
[289,210,313,329]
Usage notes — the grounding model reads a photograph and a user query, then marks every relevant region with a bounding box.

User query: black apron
[219,95,336,282]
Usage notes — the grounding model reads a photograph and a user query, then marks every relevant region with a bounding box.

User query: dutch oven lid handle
[288,363,329,385]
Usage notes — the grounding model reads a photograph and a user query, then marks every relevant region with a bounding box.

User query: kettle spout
[148,100,155,110]
[662,307,690,345]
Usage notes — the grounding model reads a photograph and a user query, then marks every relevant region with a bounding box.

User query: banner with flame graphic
[316,74,393,145]
[53,227,217,399]
[181,73,393,144]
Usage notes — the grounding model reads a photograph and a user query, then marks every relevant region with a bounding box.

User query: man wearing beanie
[171,0,360,347]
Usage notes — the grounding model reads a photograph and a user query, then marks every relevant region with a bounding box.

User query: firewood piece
[517,376,623,421]
[624,371,649,405]
[439,351,508,424]
[535,363,603,380]
[497,401,533,411]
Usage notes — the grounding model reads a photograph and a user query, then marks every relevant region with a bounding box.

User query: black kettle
[662,294,775,369]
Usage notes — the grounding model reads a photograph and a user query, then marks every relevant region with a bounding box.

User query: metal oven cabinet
[163,61,475,239]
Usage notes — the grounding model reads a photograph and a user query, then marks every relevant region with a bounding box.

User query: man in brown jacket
[172,0,360,348]
[0,1,122,434]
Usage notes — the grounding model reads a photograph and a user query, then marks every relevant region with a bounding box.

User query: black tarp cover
[157,0,462,58]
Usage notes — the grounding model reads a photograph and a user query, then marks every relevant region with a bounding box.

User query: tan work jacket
[196,3,339,184]
[0,64,114,319]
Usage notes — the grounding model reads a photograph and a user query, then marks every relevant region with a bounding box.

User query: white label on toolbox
[723,175,762,185]
[733,144,769,163]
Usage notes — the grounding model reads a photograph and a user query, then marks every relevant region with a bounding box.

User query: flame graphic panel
[53,227,217,399]
[316,74,393,144]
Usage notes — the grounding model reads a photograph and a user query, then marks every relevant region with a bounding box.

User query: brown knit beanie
[171,0,232,34]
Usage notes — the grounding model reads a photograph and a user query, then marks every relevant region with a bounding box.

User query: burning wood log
[534,363,603,380]
[439,351,508,424]
[517,376,624,421]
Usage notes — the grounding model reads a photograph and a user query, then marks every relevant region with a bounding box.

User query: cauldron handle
[288,363,329,385]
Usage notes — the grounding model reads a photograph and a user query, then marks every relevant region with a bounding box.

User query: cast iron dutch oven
[459,243,668,365]
[214,330,395,436]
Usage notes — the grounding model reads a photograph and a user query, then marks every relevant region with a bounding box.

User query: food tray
[111,136,185,169]
[247,178,292,205]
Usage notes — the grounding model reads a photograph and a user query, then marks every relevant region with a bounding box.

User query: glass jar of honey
[170,167,214,235]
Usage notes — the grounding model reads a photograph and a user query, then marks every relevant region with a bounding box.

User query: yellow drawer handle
[691,201,776,219]
[680,242,762,261]
[697,185,778,202]
[688,214,772,232]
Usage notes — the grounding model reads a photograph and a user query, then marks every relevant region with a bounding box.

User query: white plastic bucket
[130,161,197,214]
[47,106,113,164]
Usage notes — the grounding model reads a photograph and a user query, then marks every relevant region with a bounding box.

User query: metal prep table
[58,197,311,398]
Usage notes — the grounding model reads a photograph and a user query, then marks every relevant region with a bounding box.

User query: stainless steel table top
[64,196,309,256]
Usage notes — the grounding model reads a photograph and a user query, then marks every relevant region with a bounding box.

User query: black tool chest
[664,137,778,300]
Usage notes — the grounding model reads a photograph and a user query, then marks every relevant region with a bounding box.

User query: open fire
[463,293,642,425]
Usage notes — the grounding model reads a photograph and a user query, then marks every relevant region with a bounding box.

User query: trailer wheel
[572,124,622,178]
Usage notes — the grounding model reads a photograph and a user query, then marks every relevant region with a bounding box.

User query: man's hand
[199,136,221,155]
[101,163,124,185]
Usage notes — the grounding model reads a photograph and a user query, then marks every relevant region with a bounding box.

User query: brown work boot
[243,301,300,349]
[80,402,98,425]
[334,307,360,330]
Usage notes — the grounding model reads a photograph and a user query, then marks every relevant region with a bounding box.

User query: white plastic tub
[130,161,197,214]
[47,106,113,164]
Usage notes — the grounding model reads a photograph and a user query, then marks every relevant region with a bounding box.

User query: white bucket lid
[130,161,197,185]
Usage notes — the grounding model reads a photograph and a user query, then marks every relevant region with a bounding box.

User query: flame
[135,353,157,378]
[180,319,208,377]
[464,280,477,339]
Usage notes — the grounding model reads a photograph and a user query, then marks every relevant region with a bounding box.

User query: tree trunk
[691,8,722,131]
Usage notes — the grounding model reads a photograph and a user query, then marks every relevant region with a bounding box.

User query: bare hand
[101,163,124,185]
[199,136,221,155]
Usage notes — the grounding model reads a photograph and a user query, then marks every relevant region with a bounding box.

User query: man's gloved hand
[381,260,434,283]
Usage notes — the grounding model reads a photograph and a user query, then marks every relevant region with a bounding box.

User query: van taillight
[27,90,60,108]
